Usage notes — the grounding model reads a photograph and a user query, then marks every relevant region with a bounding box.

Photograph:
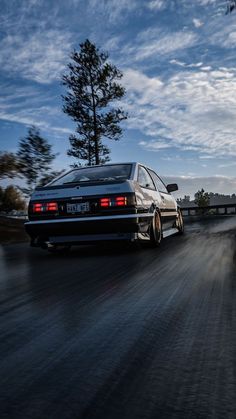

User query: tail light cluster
[100,196,127,208]
[32,202,58,213]
[30,194,135,216]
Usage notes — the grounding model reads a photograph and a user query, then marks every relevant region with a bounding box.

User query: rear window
[49,164,132,186]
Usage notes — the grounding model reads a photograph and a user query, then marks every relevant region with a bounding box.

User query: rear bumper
[25,213,153,246]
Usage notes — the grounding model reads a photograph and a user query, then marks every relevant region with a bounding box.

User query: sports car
[25,162,184,250]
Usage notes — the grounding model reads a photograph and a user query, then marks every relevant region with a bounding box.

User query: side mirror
[166,183,178,193]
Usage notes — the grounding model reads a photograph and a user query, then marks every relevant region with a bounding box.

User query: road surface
[0,219,236,419]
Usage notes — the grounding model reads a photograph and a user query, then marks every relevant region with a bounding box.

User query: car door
[148,169,177,229]
[135,165,160,212]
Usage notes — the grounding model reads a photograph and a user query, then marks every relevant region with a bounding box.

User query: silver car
[25,162,184,250]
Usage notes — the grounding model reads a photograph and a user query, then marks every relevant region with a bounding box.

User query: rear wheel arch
[176,207,184,234]
[149,209,162,247]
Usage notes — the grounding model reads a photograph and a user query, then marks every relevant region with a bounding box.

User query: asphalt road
[0,218,236,419]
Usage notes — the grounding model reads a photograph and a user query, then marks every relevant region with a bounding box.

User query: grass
[0,216,29,244]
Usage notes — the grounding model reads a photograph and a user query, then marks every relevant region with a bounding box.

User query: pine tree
[0,152,19,180]
[194,189,210,208]
[17,126,57,195]
[62,39,127,166]
[226,1,236,14]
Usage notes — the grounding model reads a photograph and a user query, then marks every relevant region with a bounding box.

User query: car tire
[176,208,184,235]
[149,210,162,247]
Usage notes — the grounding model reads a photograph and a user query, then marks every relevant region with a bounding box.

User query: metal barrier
[180,203,236,216]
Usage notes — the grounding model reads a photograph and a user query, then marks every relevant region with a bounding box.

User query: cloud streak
[123,30,198,63]
[123,66,236,157]
[0,84,72,137]
[0,30,72,84]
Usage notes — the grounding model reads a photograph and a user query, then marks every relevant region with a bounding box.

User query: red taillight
[115,196,127,206]
[100,198,111,208]
[46,202,58,211]
[33,203,43,213]
[100,196,127,208]
[32,202,58,213]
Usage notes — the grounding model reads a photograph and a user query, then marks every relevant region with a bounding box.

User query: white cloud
[201,66,212,71]
[123,69,163,93]
[147,0,165,11]
[0,30,72,84]
[0,108,72,136]
[218,161,236,168]
[122,66,236,157]
[207,15,236,49]
[0,84,72,136]
[88,0,139,23]
[170,59,203,68]
[103,36,121,51]
[139,140,171,150]
[199,155,215,159]
[195,0,217,4]
[193,18,204,28]
[130,31,197,61]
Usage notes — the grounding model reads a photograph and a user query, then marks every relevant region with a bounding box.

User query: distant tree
[0,185,26,213]
[177,195,191,205]
[62,39,127,166]
[194,188,210,208]
[0,152,19,180]
[17,126,57,195]
[226,0,236,14]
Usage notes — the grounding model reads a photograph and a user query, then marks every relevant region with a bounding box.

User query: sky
[0,0,236,198]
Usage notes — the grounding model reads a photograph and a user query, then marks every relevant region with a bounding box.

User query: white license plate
[66,202,90,213]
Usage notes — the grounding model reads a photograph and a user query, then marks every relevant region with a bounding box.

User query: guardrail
[181,203,236,216]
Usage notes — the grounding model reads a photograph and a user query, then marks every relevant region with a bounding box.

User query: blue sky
[1,0,236,197]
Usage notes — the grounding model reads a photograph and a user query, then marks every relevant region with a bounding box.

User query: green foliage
[194,188,210,208]
[62,39,127,166]
[17,126,56,195]
[0,185,26,212]
[0,152,19,180]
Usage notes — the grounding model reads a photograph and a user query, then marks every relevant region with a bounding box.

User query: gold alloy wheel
[150,211,162,247]
[176,209,184,234]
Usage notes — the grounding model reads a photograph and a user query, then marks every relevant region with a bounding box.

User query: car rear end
[25,164,141,248]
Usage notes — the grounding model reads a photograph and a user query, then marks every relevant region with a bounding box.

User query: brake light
[115,196,127,206]
[33,203,43,213]
[100,196,127,208]
[32,202,58,213]
[46,202,58,211]
[100,198,111,208]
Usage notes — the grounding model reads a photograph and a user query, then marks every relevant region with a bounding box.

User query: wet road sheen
[0,220,236,419]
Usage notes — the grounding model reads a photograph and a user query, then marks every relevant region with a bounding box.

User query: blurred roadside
[0,215,29,244]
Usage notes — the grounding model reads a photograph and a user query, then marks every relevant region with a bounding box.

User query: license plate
[66,202,90,213]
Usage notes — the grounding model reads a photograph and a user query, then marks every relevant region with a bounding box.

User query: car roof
[69,162,150,169]
[69,162,137,167]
